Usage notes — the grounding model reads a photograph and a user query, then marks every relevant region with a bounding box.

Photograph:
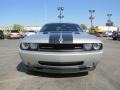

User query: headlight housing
[21,43,29,50]
[93,43,102,50]
[20,43,38,50]
[84,43,102,51]
[84,43,93,51]
[29,43,38,50]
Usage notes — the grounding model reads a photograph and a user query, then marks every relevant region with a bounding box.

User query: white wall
[24,26,41,31]
[98,26,118,32]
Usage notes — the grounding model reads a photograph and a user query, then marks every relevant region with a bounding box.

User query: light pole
[89,10,95,32]
[107,13,112,21]
[57,7,64,23]
[106,13,112,34]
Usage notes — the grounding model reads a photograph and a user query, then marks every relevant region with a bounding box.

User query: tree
[2,25,12,34]
[13,24,23,31]
[80,24,88,30]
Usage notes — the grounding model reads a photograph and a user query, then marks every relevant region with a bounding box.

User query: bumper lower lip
[9,35,20,38]
[19,50,103,73]
[26,64,95,74]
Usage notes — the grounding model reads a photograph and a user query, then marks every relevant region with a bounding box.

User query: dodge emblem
[59,33,63,43]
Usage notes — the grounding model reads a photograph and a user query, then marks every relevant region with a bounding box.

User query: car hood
[21,32,102,44]
[25,32,35,36]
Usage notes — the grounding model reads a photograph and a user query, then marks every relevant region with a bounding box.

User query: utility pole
[106,13,113,26]
[107,13,112,21]
[89,10,95,33]
[57,7,64,23]
[106,13,113,35]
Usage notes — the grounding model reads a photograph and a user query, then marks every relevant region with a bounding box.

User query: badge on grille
[59,33,63,43]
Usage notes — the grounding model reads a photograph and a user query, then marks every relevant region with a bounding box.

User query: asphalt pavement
[0,38,120,90]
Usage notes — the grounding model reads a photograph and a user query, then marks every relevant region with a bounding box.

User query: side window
[41,25,47,32]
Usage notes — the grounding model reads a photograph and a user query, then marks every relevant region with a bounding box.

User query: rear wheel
[7,36,11,39]
[2,36,4,39]
[0,36,4,39]
[113,37,117,40]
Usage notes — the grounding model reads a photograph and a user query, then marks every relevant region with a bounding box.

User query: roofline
[44,22,79,25]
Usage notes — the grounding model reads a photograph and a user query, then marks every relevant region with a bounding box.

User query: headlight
[93,43,102,50]
[30,43,38,50]
[21,43,29,50]
[84,43,93,51]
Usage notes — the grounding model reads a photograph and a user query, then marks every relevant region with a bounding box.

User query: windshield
[41,23,83,32]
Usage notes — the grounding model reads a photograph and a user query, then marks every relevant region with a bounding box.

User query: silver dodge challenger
[19,23,103,74]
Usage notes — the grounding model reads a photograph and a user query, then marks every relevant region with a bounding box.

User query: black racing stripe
[62,33,73,44]
[49,33,60,44]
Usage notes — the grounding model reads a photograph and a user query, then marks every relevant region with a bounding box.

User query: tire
[88,66,96,71]
[2,36,4,39]
[7,36,10,39]
[113,38,117,40]
[26,65,35,72]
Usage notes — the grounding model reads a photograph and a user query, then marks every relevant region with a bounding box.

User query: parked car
[106,31,113,37]
[102,32,107,37]
[8,30,20,39]
[112,31,118,40]
[19,23,103,74]
[21,30,36,38]
[112,31,120,40]
[117,31,120,40]
[0,30,4,39]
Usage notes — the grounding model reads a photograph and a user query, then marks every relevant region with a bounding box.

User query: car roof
[45,22,79,25]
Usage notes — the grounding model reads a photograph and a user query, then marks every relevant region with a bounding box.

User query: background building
[23,26,41,31]
[98,26,118,32]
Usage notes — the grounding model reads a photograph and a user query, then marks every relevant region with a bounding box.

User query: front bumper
[9,35,20,38]
[19,50,103,73]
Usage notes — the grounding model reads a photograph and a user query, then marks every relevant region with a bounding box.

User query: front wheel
[113,37,117,40]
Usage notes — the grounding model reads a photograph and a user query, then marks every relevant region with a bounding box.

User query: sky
[0,0,120,27]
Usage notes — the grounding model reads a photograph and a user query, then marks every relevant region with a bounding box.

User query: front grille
[38,44,83,50]
[38,61,84,66]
